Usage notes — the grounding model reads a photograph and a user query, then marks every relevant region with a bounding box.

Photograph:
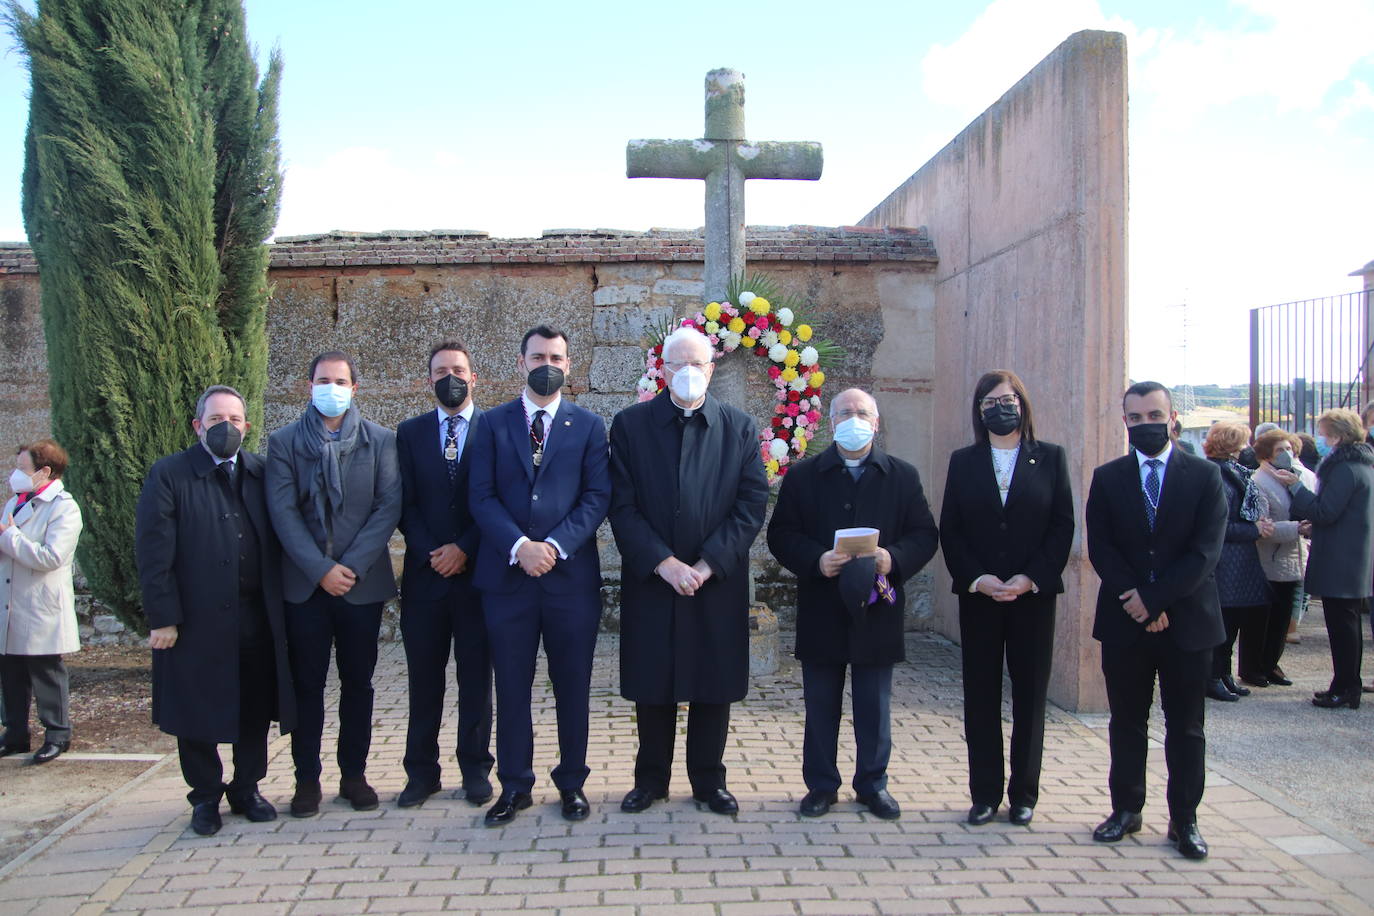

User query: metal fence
[1249,288,1374,433]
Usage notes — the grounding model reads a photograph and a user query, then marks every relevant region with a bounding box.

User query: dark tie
[218,460,235,486]
[445,415,460,485]
[530,410,546,468]
[1143,458,1161,529]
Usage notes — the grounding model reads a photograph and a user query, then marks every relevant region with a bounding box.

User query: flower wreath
[634,276,841,485]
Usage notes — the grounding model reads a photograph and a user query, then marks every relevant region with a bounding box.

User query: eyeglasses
[833,408,876,421]
[979,394,1020,410]
[664,360,711,371]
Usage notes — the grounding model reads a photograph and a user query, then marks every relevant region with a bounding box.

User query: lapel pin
[1029,458,1036,464]
[564,419,572,426]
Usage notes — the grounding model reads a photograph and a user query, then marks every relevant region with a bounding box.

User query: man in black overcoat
[1086,381,1227,860]
[136,386,296,836]
[767,388,938,820]
[609,326,768,815]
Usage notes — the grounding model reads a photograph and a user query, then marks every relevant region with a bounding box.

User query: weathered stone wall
[859,30,1129,712]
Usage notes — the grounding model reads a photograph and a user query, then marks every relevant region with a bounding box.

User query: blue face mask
[311,382,352,418]
[1315,437,1333,458]
[833,416,875,452]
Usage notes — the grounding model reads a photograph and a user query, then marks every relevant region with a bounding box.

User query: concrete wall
[859,30,1129,711]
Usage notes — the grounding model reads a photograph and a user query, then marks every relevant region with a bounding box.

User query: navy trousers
[801,661,893,797]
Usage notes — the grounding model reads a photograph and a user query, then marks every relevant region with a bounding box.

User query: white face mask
[833,417,875,452]
[669,365,708,404]
[8,468,34,494]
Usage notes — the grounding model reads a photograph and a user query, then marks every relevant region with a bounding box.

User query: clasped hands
[973,574,1035,602]
[430,543,468,577]
[819,547,892,579]
[517,539,557,577]
[657,556,714,596]
[1120,587,1170,632]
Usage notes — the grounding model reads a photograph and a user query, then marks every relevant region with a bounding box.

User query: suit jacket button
[532,494,539,501]
[844,503,851,510]
[999,522,1008,530]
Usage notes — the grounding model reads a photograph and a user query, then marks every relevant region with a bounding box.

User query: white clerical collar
[436,402,475,425]
[522,390,561,421]
[843,456,866,468]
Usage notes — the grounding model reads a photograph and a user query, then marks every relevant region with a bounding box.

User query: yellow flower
[796,324,813,342]
[749,296,771,315]
[783,349,800,368]
[766,459,780,476]
[796,435,808,454]
[780,367,799,383]
[704,302,722,321]
[727,316,746,334]
[778,329,792,345]
[704,320,719,334]
[809,370,826,388]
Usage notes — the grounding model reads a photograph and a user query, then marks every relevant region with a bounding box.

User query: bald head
[830,388,879,422]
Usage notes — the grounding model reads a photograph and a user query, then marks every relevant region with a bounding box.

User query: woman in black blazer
[940,371,1074,827]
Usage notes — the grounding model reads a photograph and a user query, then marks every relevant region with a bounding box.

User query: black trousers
[959,593,1056,809]
[801,662,893,797]
[0,653,70,745]
[400,587,494,790]
[1101,635,1210,824]
[1321,596,1366,694]
[285,590,383,782]
[177,638,276,806]
[1212,604,1265,679]
[633,701,730,796]
[1243,581,1297,676]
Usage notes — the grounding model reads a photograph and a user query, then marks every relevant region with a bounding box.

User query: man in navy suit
[394,341,494,808]
[468,325,611,826]
[1086,381,1227,860]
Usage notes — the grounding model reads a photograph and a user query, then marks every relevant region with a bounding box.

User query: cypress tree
[7,0,281,627]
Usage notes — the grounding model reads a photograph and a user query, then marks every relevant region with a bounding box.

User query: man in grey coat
[267,351,402,816]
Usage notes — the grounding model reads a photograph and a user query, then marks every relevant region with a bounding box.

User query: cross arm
[626,139,723,179]
[735,141,823,180]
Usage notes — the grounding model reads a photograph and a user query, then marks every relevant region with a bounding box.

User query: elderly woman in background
[1248,429,1306,687]
[0,439,84,764]
[1276,409,1374,709]
[1202,421,1273,702]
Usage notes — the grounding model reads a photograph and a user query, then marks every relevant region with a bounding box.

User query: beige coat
[0,480,83,655]
[1253,466,1306,583]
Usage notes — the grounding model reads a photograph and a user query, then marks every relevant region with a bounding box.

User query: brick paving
[1,633,1370,915]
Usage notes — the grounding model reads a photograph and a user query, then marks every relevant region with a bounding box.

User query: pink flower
[786,403,801,417]
[806,409,820,424]
[708,335,720,346]
[747,326,761,339]
[768,365,782,380]
[782,417,794,428]
[796,415,809,428]
[762,428,775,440]
[754,315,770,330]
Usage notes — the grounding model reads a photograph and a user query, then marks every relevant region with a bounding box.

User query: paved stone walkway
[1,634,1370,915]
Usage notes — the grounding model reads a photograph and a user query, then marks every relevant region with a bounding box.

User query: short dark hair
[308,350,358,384]
[1123,380,1172,412]
[971,370,1036,445]
[19,438,69,480]
[521,325,569,356]
[195,385,247,422]
[428,340,471,374]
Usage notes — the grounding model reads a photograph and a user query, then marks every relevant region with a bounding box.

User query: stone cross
[626,69,823,302]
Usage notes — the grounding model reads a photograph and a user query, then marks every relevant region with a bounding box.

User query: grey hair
[195,385,248,421]
[663,326,713,362]
[829,387,879,419]
[1253,422,1280,439]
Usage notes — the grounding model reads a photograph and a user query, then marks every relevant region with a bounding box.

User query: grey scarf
[289,403,364,543]
[1227,459,1268,522]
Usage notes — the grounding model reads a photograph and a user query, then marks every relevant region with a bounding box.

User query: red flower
[652,345,662,355]
[786,404,801,417]
[770,416,783,427]
[754,315,770,330]
[655,358,663,368]
[788,391,800,402]
[768,365,782,379]
[755,345,767,356]
[804,387,818,398]
[776,428,791,441]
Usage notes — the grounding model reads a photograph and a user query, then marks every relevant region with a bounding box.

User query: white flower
[637,376,654,391]
[723,332,742,350]
[760,330,779,348]
[768,343,788,363]
[800,346,819,367]
[739,291,756,305]
[776,307,793,327]
[789,376,808,392]
[768,438,789,460]
[705,320,719,335]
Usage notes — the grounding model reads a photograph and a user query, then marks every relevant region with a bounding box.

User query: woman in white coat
[0,439,83,764]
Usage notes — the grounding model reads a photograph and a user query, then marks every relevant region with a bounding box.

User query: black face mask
[1127,422,1170,457]
[981,404,1021,437]
[434,374,469,409]
[526,364,565,398]
[203,420,243,461]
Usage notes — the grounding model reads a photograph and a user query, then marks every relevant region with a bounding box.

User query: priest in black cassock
[609,326,769,816]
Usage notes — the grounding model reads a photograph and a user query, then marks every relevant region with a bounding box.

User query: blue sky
[1,0,1371,384]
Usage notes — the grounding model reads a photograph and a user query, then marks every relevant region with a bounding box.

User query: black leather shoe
[290,780,322,818]
[1008,805,1034,826]
[1313,692,1360,709]
[190,802,222,836]
[1092,810,1142,842]
[397,781,442,809]
[799,789,838,817]
[692,788,739,815]
[32,741,68,764]
[484,790,532,826]
[1206,678,1239,702]
[858,789,901,820]
[620,786,668,813]
[1267,667,1292,687]
[560,788,590,822]
[1168,820,1209,860]
[1238,671,1269,688]
[966,803,996,826]
[338,776,379,811]
[1220,674,1250,697]
[0,731,29,757]
[463,779,493,806]
[226,791,277,822]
